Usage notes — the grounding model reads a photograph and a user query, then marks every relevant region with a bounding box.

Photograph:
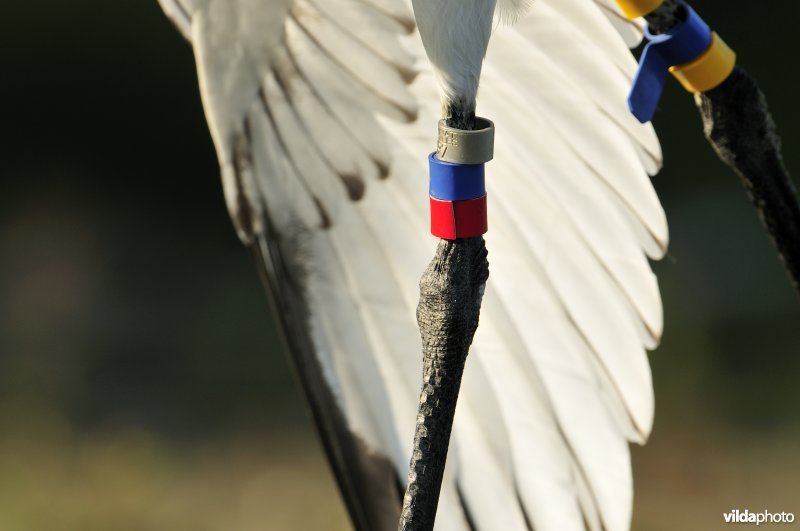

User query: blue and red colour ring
[429,154,488,239]
[428,118,495,240]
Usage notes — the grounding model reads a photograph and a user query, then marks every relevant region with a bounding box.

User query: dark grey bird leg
[398,111,490,531]
[696,71,800,291]
[646,0,800,291]
[643,0,684,34]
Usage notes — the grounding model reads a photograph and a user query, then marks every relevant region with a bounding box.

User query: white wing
[157,0,667,530]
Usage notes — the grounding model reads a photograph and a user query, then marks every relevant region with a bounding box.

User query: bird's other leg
[645,0,800,291]
[643,0,684,34]
[697,70,800,290]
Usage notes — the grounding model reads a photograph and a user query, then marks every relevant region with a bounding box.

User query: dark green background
[1,2,798,529]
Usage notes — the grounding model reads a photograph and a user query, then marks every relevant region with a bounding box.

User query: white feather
[497,0,534,24]
[159,0,670,529]
[411,0,496,108]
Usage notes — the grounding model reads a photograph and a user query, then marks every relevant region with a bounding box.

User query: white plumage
[157,0,668,529]
[412,0,496,108]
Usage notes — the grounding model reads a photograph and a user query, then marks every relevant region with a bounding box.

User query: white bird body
[157,0,668,529]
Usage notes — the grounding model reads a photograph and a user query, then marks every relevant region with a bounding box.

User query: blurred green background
[1,1,799,529]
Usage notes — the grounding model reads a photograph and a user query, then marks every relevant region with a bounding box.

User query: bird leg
[398,236,489,531]
[643,0,684,34]
[442,100,477,131]
[400,0,496,524]
[398,107,490,531]
[697,68,800,291]
[645,0,800,291]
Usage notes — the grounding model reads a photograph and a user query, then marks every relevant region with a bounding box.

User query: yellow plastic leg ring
[616,0,663,19]
[670,33,736,93]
